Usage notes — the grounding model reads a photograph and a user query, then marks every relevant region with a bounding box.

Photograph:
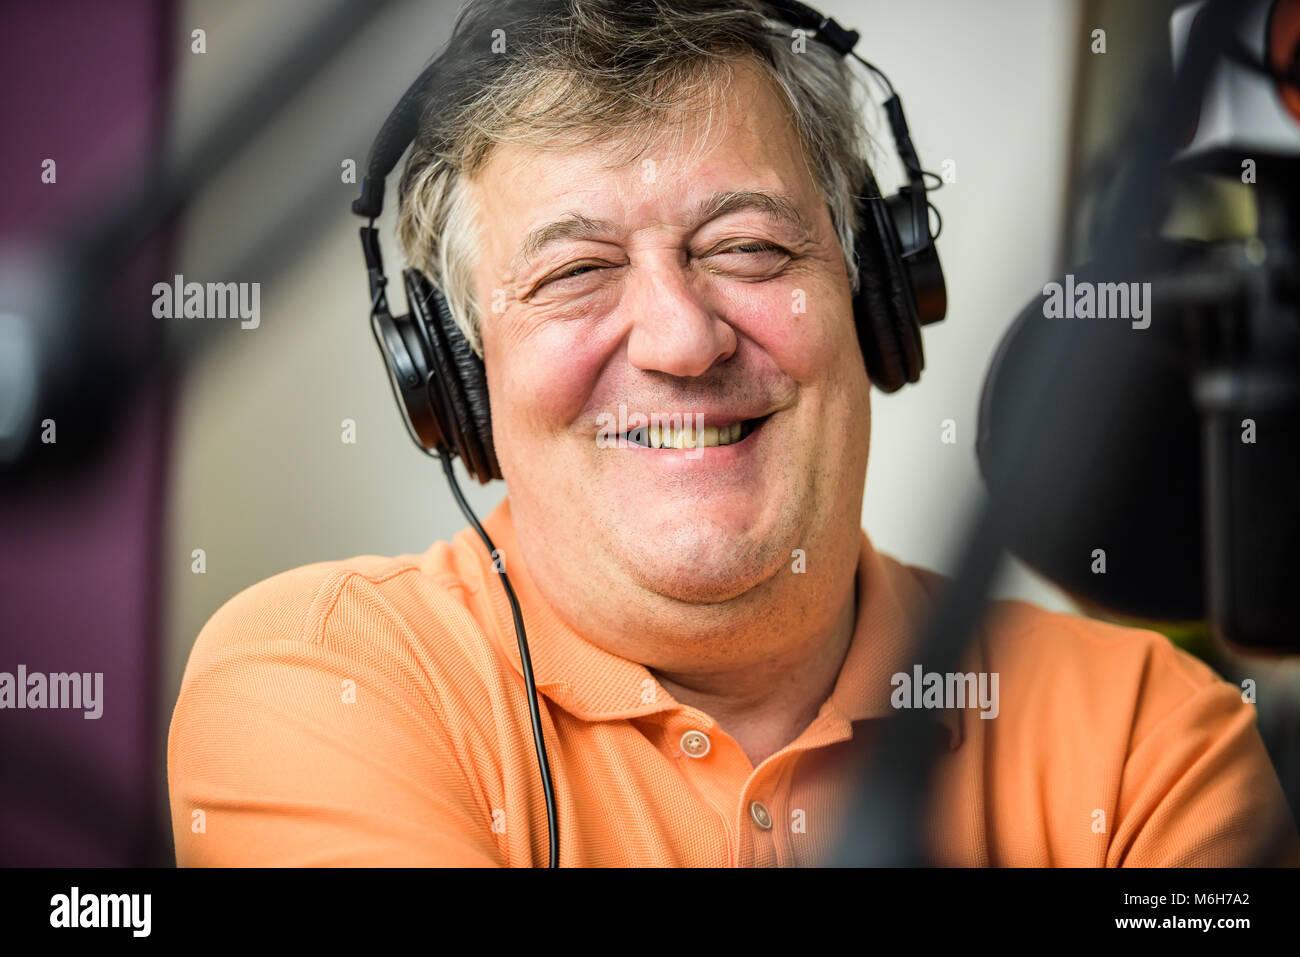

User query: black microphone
[977,236,1300,652]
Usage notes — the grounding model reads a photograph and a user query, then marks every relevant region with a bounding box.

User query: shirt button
[750,801,772,830]
[680,730,711,758]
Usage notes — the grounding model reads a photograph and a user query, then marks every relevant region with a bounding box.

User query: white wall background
[824,0,1083,601]
[159,0,1083,803]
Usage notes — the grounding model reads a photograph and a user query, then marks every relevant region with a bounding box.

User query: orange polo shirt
[168,497,1298,866]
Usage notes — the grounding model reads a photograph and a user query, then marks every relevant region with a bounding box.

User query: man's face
[469,63,870,612]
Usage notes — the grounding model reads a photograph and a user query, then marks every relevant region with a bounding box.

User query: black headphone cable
[427,446,560,867]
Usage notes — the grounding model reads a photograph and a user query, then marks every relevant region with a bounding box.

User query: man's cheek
[491,342,604,446]
[719,282,845,380]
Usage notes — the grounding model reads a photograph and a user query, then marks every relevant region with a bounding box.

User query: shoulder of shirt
[875,551,1232,715]
[183,541,501,699]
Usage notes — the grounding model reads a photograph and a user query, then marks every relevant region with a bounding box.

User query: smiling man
[168,0,1298,866]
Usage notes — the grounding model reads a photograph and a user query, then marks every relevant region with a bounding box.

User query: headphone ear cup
[370,304,451,455]
[429,281,501,481]
[852,175,926,392]
[404,269,501,482]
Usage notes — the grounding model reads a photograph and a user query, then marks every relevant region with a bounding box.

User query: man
[168,0,1298,866]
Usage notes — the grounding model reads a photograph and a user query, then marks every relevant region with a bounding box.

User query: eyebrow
[509,189,813,278]
[512,213,616,277]
[692,189,812,237]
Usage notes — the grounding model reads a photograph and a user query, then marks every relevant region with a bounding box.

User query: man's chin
[617,528,787,605]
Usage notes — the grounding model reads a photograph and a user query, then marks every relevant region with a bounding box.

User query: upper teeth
[628,421,744,449]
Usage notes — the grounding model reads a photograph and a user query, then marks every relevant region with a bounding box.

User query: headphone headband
[351,0,873,224]
[350,57,441,220]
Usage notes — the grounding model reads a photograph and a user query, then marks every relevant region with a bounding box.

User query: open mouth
[619,414,771,450]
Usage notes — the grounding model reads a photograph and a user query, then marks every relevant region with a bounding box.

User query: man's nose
[623,260,737,378]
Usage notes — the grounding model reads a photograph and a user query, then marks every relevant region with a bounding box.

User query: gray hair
[396,0,877,355]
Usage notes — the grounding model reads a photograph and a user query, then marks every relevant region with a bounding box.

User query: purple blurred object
[0,0,175,866]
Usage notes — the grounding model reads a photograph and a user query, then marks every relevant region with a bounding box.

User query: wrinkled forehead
[467,64,823,260]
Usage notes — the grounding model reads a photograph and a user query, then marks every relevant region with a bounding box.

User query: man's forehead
[472,66,816,260]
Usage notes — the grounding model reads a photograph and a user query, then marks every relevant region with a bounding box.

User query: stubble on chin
[605,506,798,606]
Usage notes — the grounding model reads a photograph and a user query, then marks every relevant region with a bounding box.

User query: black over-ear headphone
[354,0,947,486]
[351,0,947,868]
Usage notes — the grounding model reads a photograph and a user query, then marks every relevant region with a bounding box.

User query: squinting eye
[538,262,603,289]
[723,242,784,255]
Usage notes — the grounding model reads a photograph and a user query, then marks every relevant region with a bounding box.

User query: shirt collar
[454,497,961,750]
